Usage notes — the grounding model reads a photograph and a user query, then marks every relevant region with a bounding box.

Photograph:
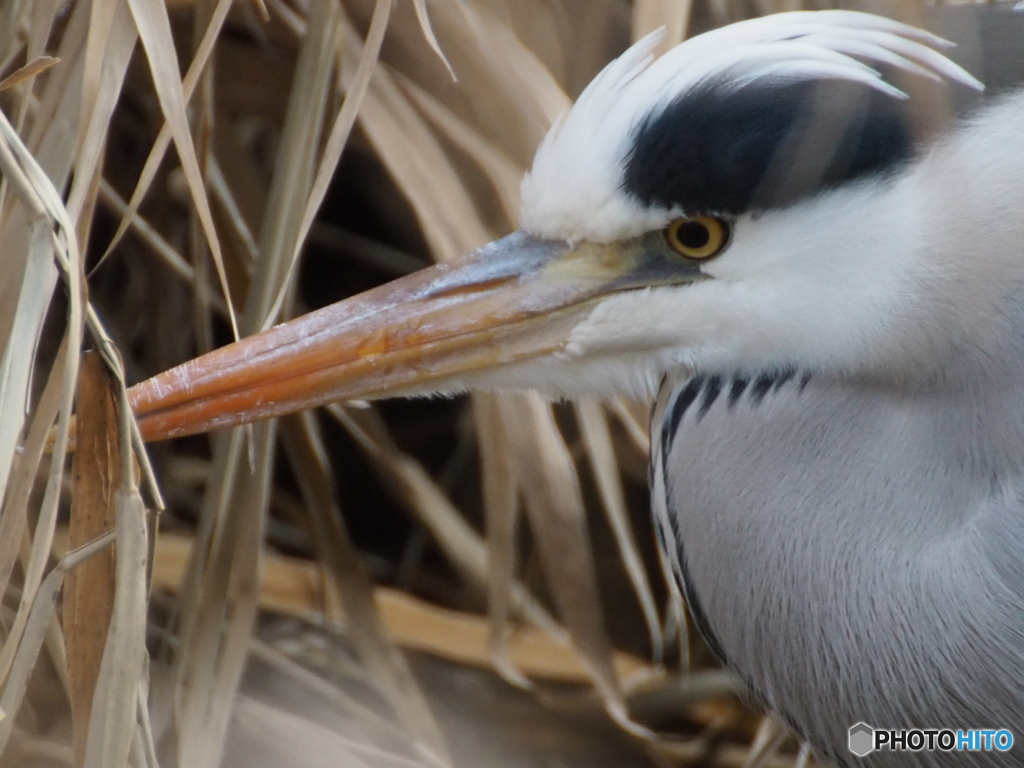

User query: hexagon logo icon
[849,722,875,757]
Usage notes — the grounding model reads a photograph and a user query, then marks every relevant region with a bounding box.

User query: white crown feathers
[520,11,981,243]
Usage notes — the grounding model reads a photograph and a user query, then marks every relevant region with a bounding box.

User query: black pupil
[676,221,711,250]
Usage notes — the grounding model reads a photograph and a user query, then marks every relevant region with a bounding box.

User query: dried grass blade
[281,412,450,766]
[231,696,384,768]
[207,158,258,269]
[794,742,814,768]
[0,530,116,754]
[653,737,801,768]
[0,224,54,532]
[0,261,66,687]
[134,671,159,768]
[97,180,197,285]
[173,426,273,768]
[631,0,695,49]
[0,0,28,69]
[576,398,662,661]
[27,1,60,62]
[263,0,394,330]
[660,549,690,669]
[44,604,71,698]
[472,394,531,688]
[0,335,65,613]
[0,55,59,92]
[410,0,455,80]
[67,0,137,225]
[83,486,149,768]
[249,639,428,749]
[398,76,522,221]
[327,404,557,632]
[0,98,84,685]
[265,0,303,34]
[369,587,648,683]
[81,352,149,768]
[84,304,165,516]
[609,398,651,456]
[500,394,650,736]
[7,2,59,137]
[351,34,490,261]
[99,0,232,262]
[249,0,339,326]
[445,1,569,128]
[143,531,646,684]
[66,352,120,767]
[22,0,86,166]
[79,0,121,145]
[174,3,345,760]
[743,716,789,768]
[123,0,239,336]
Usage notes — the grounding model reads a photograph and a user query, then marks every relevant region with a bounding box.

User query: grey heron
[123,7,1024,766]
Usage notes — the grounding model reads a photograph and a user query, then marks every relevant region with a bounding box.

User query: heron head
[508,11,988,396]
[130,11,993,440]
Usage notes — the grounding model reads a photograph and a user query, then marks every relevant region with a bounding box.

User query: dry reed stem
[126,0,240,338]
[577,398,663,660]
[0,55,59,93]
[66,353,119,766]
[280,411,450,764]
[327,403,560,633]
[473,394,530,687]
[51,529,652,686]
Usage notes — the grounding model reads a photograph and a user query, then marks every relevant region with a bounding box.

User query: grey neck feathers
[658,337,1024,764]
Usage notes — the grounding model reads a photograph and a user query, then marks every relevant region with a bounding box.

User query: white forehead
[518,11,979,244]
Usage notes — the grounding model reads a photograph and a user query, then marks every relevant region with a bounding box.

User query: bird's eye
[665,216,730,260]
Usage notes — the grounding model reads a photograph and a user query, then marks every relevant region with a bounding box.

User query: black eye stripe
[624,78,916,215]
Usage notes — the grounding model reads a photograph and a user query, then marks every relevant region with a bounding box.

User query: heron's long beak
[129,230,699,442]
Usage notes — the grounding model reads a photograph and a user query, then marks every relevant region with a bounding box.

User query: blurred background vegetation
[0,1,984,767]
